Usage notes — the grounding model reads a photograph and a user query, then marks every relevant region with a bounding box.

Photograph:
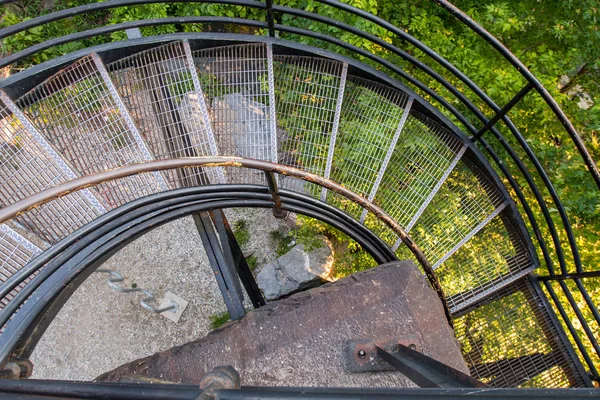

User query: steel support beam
[193,212,246,320]
[375,344,486,388]
[213,211,266,309]
[538,270,600,281]
[471,83,534,141]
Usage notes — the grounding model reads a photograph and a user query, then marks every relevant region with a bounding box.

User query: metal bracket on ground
[344,337,421,373]
[158,291,189,323]
[95,269,186,322]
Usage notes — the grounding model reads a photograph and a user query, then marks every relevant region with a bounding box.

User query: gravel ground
[30,208,290,381]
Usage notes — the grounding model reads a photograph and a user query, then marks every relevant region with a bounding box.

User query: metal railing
[0,0,598,388]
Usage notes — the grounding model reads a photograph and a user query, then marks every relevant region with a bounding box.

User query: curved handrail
[0,156,451,324]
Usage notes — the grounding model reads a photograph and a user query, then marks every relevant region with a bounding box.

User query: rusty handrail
[0,156,453,326]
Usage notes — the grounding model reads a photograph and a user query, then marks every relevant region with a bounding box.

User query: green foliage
[267,216,375,278]
[209,310,230,329]
[246,254,258,271]
[269,228,295,257]
[232,219,250,249]
[294,215,375,279]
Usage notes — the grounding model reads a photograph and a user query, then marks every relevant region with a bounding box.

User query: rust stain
[203,161,243,168]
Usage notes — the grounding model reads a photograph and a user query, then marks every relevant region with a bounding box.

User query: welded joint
[321,62,348,202]
[91,52,169,192]
[125,28,142,39]
[471,82,534,141]
[345,337,421,373]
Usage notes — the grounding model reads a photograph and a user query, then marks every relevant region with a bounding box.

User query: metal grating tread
[193,43,274,185]
[109,41,222,187]
[0,43,574,388]
[16,54,165,209]
[0,225,41,310]
[453,277,587,388]
[0,96,105,243]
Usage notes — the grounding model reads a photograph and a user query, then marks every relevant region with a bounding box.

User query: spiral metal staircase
[0,0,599,397]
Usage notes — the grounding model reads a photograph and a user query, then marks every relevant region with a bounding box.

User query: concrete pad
[96,261,467,388]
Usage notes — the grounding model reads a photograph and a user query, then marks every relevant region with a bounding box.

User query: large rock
[212,93,271,160]
[257,238,334,300]
[96,261,468,388]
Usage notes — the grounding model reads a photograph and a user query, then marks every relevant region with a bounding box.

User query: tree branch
[559,62,588,93]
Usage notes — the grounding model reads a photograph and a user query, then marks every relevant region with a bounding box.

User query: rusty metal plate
[344,337,422,373]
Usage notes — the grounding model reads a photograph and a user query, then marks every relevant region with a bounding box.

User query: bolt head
[408,344,417,350]
[357,350,366,359]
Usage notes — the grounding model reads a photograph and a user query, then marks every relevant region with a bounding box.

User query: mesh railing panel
[17,55,163,209]
[273,55,343,193]
[410,155,505,266]
[0,103,103,243]
[454,278,586,388]
[193,43,273,185]
[438,212,534,312]
[109,41,220,187]
[372,112,464,230]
